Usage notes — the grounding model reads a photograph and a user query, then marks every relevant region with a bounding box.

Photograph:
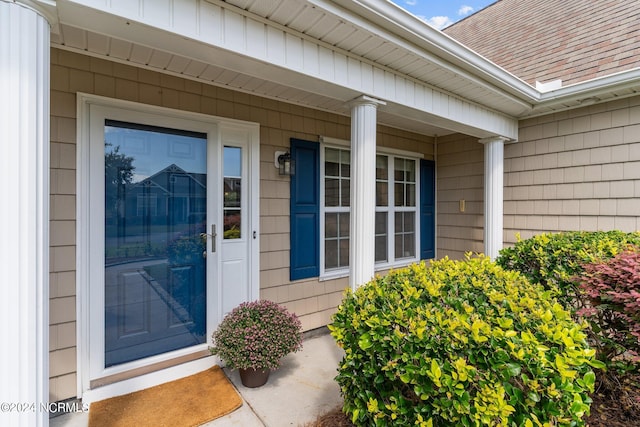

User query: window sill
[318,258,420,282]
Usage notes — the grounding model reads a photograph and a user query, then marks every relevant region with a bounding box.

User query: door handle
[199,224,217,253]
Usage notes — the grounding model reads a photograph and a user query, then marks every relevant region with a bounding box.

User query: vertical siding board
[333,52,348,86]
[318,46,335,82]
[360,62,374,95]
[286,33,304,71]
[266,26,286,64]
[347,57,361,88]
[302,40,320,76]
[246,19,267,60]
[142,0,170,28]
[372,67,386,98]
[199,1,223,46]
[225,10,247,53]
[172,0,198,37]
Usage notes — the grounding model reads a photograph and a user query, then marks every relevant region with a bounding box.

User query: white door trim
[76,93,260,402]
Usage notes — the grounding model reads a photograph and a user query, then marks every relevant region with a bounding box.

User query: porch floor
[51,331,344,427]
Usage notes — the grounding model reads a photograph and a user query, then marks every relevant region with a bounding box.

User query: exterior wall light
[274,150,295,176]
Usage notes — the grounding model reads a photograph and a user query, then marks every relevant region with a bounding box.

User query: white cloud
[458,5,474,16]
[405,0,417,5]
[425,15,454,30]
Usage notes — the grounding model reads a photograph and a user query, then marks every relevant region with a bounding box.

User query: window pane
[394,234,403,259]
[339,212,350,235]
[341,162,350,178]
[404,212,415,232]
[375,212,387,263]
[325,213,338,238]
[224,178,241,208]
[394,158,405,181]
[376,155,388,180]
[406,184,416,207]
[325,160,339,177]
[375,235,387,262]
[339,238,350,267]
[325,239,338,269]
[395,183,404,206]
[223,210,241,239]
[341,179,350,207]
[375,212,387,234]
[326,148,340,164]
[404,234,415,257]
[376,182,388,206]
[223,146,242,177]
[406,160,416,182]
[340,150,350,163]
[325,178,339,206]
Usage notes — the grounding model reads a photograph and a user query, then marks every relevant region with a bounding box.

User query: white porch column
[0,1,53,426]
[349,96,385,290]
[480,136,508,260]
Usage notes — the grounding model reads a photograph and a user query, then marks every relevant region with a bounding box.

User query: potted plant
[210,300,303,387]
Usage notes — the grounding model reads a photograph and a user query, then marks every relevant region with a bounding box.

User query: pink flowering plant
[210,300,303,370]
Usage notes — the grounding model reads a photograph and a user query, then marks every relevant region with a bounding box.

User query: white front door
[78,96,259,398]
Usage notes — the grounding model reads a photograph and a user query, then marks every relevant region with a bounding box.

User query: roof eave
[329,0,540,103]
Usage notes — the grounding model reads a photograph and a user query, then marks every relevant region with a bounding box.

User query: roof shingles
[444,0,640,86]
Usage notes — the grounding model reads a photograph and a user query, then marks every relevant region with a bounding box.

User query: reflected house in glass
[122,164,206,228]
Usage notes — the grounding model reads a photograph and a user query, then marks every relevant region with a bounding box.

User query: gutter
[530,68,640,114]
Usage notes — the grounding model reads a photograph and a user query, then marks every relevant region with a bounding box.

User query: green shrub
[496,231,640,309]
[330,256,597,427]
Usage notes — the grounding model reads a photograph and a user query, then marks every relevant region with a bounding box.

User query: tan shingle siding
[505,96,640,242]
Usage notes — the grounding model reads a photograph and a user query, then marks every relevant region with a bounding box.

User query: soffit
[51,0,528,139]
[219,0,532,116]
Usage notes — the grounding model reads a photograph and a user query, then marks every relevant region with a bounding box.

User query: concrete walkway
[51,332,344,427]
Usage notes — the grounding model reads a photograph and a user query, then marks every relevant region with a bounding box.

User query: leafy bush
[574,248,640,366]
[210,300,303,370]
[330,256,597,427]
[496,231,640,309]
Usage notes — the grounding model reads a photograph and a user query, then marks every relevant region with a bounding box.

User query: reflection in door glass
[103,120,207,367]
[223,146,242,239]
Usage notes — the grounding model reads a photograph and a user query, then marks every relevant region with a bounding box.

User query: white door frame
[76,93,260,402]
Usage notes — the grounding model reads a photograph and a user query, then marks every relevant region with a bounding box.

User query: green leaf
[358,333,373,350]
[430,359,441,381]
[587,359,607,370]
[582,371,596,391]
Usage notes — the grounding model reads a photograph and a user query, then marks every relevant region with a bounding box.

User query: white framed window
[320,142,420,278]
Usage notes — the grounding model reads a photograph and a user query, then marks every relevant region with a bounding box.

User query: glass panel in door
[103,120,207,367]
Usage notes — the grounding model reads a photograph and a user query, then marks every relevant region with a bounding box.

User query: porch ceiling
[51,21,453,137]
[52,0,531,139]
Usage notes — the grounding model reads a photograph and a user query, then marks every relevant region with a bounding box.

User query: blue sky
[389,0,497,29]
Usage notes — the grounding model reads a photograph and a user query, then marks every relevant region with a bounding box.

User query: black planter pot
[238,367,270,388]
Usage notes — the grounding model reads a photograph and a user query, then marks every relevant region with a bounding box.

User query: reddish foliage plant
[575,248,640,366]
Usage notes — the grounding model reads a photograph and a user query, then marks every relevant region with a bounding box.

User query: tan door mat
[89,366,242,427]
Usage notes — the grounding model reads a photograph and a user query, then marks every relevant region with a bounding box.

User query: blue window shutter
[290,139,320,280]
[420,159,435,259]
